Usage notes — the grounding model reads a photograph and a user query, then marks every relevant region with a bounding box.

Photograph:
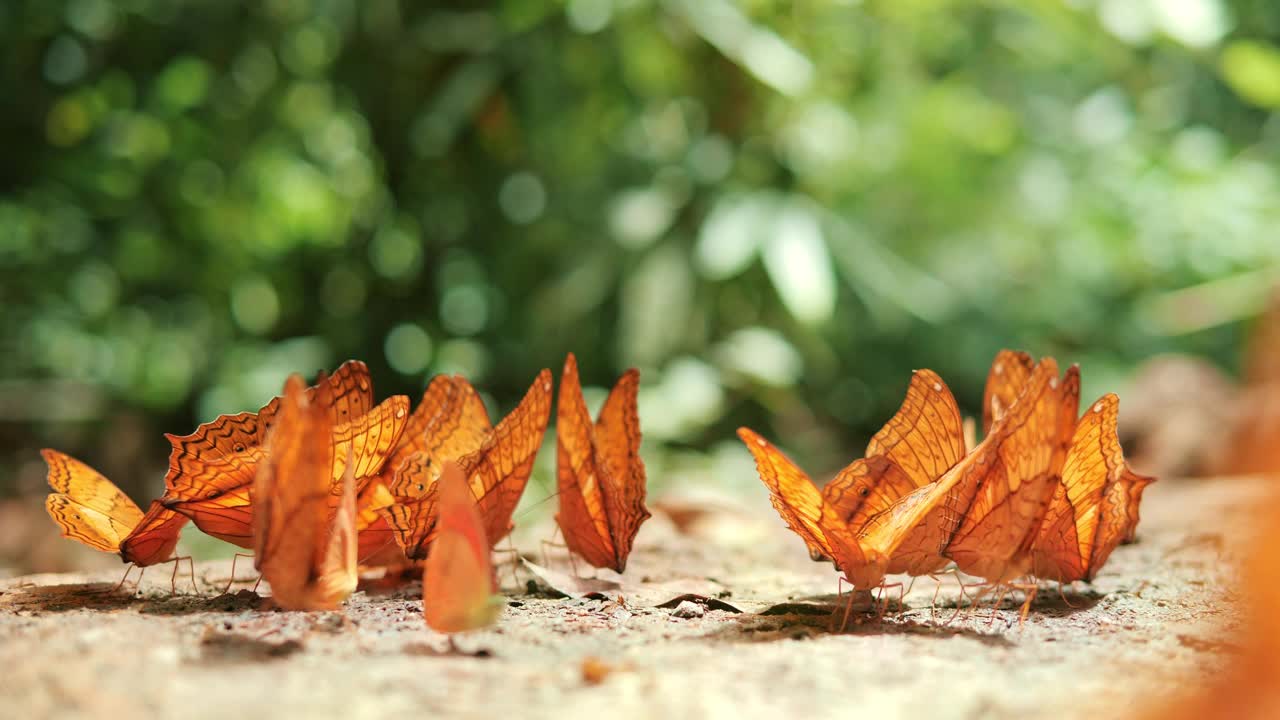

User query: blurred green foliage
[3,0,1280,500]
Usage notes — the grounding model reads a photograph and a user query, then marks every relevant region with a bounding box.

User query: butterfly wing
[555,353,617,570]
[379,375,492,492]
[1030,394,1124,582]
[163,411,269,495]
[355,480,400,562]
[593,366,649,573]
[862,369,966,488]
[162,448,259,548]
[424,460,503,634]
[42,449,144,554]
[311,454,359,607]
[331,394,410,488]
[857,428,1001,577]
[983,349,1036,436]
[256,359,375,430]
[822,370,964,531]
[462,369,553,546]
[164,361,374,502]
[254,372,348,609]
[1087,465,1156,580]
[737,428,836,562]
[944,358,1068,582]
[377,484,439,561]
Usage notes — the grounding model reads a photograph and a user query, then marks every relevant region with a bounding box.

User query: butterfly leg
[167,557,180,595]
[928,575,944,623]
[221,552,256,594]
[903,575,918,598]
[946,572,983,626]
[954,581,994,626]
[490,540,523,592]
[108,564,139,595]
[186,556,198,594]
[540,526,586,579]
[1011,580,1039,627]
[837,577,860,633]
[252,575,264,594]
[1056,581,1077,609]
[155,555,196,595]
[987,584,1010,626]
[874,582,905,619]
[829,573,860,630]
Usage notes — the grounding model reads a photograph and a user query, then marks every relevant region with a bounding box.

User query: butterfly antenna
[511,487,561,522]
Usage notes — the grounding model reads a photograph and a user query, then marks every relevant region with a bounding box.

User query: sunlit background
[3,0,1279,573]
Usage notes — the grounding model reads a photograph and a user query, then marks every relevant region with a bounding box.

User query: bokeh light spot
[230,276,280,335]
[385,324,434,376]
[498,172,546,224]
[440,285,489,336]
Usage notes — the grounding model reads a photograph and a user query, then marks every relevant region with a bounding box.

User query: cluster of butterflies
[42,353,649,636]
[41,348,1153,631]
[740,350,1155,620]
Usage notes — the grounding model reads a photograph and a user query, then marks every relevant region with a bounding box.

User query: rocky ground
[0,477,1264,720]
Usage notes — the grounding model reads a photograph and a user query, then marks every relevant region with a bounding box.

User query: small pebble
[671,601,704,619]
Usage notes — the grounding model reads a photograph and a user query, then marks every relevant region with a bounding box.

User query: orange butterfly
[982,349,1036,437]
[42,449,188,569]
[741,370,965,577]
[164,360,375,495]
[164,389,409,550]
[253,373,358,611]
[354,375,494,563]
[818,369,967,567]
[555,353,650,573]
[1029,393,1156,583]
[423,459,505,636]
[940,358,1074,585]
[738,370,970,590]
[841,358,1068,592]
[377,374,492,491]
[381,369,553,560]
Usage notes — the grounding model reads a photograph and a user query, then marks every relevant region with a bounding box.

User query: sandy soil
[0,477,1262,720]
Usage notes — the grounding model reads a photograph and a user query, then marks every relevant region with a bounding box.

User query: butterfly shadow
[0,582,269,615]
[705,593,1016,647]
[926,583,1105,621]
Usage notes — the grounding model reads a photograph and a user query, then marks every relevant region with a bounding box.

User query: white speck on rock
[671,601,704,619]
